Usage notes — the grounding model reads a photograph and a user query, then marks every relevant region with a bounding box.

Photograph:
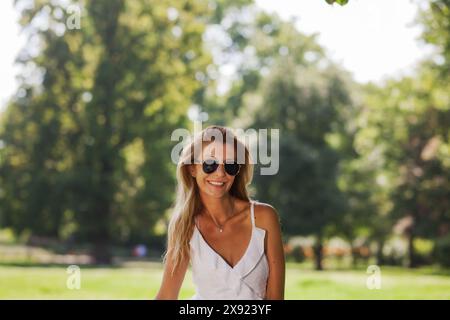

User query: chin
[201,185,230,198]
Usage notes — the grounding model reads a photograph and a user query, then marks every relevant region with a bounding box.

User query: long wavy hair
[164,125,254,273]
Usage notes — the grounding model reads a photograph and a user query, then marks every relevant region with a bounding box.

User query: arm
[256,203,285,300]
[154,252,189,300]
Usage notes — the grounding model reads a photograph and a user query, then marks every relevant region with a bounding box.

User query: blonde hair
[164,125,254,273]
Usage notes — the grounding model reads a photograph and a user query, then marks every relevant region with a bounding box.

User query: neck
[199,193,235,223]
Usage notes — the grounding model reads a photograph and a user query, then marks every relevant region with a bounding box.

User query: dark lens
[224,162,240,176]
[202,159,218,174]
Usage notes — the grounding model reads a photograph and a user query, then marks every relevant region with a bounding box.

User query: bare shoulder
[253,201,281,230]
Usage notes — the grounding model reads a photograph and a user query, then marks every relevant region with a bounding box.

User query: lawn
[1,262,449,299]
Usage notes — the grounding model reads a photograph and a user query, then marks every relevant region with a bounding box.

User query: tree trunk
[314,234,323,271]
[376,239,385,266]
[407,231,417,268]
[91,155,114,265]
[92,241,112,265]
[86,1,122,265]
[350,242,358,268]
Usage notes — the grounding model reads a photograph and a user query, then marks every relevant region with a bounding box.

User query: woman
[155,125,285,300]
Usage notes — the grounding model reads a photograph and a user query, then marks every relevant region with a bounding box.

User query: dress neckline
[194,200,255,270]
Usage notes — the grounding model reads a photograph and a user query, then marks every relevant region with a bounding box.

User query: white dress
[189,200,269,300]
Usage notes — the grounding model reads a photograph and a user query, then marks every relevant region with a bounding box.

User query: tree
[0,0,211,263]
[248,58,352,270]
[357,0,450,268]
[360,68,450,267]
[325,0,349,5]
[195,7,354,270]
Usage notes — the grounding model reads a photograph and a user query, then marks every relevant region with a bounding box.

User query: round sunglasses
[202,159,241,176]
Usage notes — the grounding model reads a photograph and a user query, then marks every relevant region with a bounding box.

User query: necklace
[203,199,235,233]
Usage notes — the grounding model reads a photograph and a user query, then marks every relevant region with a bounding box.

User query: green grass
[0,262,449,299]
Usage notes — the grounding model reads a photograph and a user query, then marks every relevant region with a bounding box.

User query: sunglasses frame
[202,158,241,176]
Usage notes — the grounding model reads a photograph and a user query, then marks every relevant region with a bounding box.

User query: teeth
[208,181,224,186]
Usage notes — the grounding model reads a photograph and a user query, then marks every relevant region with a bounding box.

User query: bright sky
[255,0,431,83]
[0,0,25,111]
[0,0,431,110]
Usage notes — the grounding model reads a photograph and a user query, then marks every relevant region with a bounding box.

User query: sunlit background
[0,0,449,299]
[0,0,432,109]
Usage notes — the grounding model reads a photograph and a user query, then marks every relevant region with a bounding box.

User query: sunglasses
[202,159,241,176]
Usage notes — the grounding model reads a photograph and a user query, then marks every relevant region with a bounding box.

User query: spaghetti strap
[250,200,255,227]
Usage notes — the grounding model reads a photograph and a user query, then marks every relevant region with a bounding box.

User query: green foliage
[287,245,306,263]
[250,60,349,238]
[435,234,450,267]
[419,0,450,74]
[197,8,326,126]
[357,0,450,267]
[0,0,448,271]
[0,0,212,262]
[325,0,349,5]
[240,48,354,270]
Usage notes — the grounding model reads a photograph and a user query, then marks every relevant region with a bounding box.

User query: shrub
[434,235,450,268]
[290,245,306,263]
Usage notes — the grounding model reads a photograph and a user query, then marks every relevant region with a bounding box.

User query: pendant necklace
[203,199,235,233]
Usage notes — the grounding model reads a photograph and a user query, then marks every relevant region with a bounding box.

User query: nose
[213,164,226,177]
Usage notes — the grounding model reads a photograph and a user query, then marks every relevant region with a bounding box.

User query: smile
[207,180,225,187]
